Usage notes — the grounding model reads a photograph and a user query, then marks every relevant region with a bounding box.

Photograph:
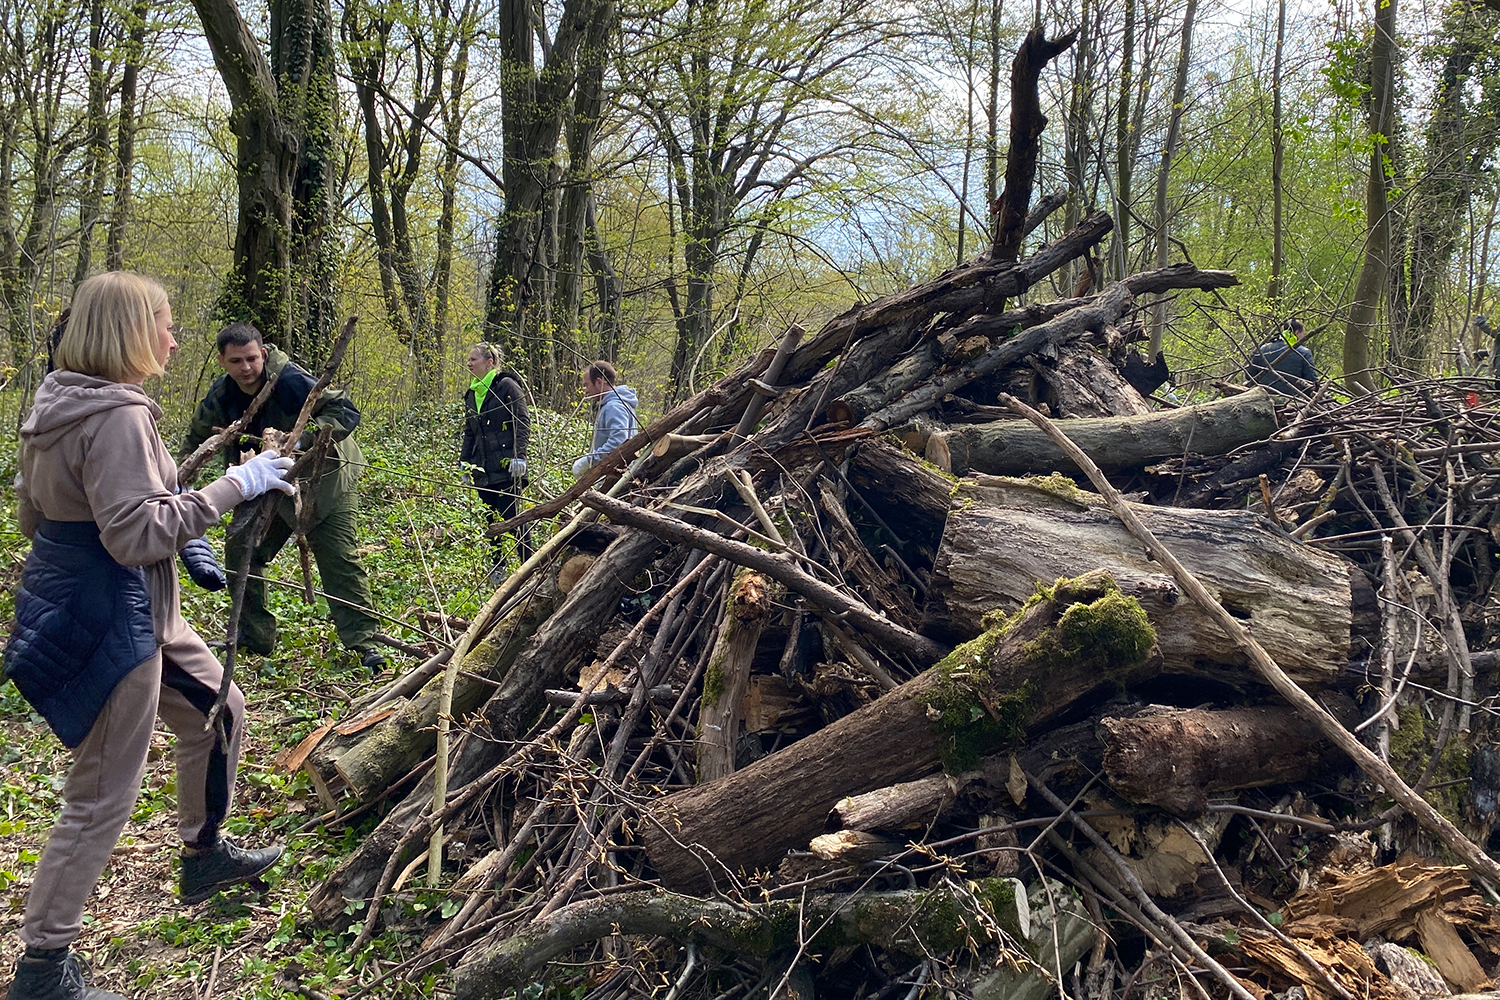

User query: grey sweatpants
[19,617,244,950]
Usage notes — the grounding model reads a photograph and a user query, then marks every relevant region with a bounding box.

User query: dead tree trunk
[921,477,1361,687]
[936,388,1276,475]
[641,572,1159,892]
[696,569,772,781]
[1101,705,1351,815]
[992,26,1080,262]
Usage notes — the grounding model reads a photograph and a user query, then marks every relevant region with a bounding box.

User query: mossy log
[1101,705,1351,815]
[311,574,561,800]
[453,880,1029,1000]
[641,572,1160,893]
[922,476,1363,687]
[935,388,1276,476]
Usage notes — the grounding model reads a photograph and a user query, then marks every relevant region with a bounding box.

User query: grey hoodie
[17,371,244,638]
[587,383,640,464]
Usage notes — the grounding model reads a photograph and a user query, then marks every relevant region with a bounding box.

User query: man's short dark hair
[217,322,265,353]
[586,360,618,384]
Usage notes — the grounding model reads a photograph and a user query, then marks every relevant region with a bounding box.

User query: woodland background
[0,0,1495,422]
[0,0,1498,995]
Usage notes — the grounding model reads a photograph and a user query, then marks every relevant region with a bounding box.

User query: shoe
[179,835,284,905]
[486,564,505,586]
[359,648,388,672]
[5,947,126,999]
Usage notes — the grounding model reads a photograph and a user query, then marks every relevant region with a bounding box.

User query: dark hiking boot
[179,836,284,905]
[5,947,127,1000]
[358,648,387,672]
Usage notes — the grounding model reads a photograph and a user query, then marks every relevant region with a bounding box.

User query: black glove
[180,537,227,591]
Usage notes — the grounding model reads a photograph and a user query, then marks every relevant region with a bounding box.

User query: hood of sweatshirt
[21,371,159,452]
[600,384,638,416]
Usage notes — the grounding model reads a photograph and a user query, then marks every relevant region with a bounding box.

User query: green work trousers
[225,492,380,655]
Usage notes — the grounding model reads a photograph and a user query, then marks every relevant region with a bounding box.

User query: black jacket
[462,372,530,487]
[3,520,157,747]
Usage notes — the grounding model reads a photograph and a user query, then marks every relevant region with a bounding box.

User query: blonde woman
[3,273,293,1000]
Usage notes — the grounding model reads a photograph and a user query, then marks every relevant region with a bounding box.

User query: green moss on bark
[923,573,1155,773]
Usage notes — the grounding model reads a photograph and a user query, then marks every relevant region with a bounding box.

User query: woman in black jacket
[461,343,532,579]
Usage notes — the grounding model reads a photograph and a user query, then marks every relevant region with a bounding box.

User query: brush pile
[283,209,1500,1000]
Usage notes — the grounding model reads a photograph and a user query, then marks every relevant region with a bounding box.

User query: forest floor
[0,404,592,1000]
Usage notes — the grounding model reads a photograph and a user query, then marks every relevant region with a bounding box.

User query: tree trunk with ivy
[191,0,339,363]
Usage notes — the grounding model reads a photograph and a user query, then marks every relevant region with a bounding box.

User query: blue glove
[180,537,227,591]
[507,458,527,480]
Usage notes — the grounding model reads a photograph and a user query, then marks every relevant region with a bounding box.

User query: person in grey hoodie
[571,360,640,477]
[3,273,293,1000]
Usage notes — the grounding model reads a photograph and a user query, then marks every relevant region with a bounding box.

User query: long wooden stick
[998,391,1500,885]
[579,491,949,664]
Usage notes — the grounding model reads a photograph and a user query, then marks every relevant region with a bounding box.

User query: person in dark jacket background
[3,272,291,1000]
[178,324,386,670]
[1247,318,1321,397]
[461,343,532,579]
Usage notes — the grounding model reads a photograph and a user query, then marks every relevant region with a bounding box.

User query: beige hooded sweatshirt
[16,371,247,639]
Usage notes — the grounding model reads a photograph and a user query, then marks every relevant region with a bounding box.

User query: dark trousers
[476,479,533,566]
[225,491,380,654]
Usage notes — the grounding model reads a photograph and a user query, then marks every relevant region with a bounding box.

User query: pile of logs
[283,208,1500,1000]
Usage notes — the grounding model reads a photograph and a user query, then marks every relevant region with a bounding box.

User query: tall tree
[1343,0,1399,394]
[484,0,615,398]
[1393,0,1500,369]
[190,0,341,362]
[344,0,478,400]
[1147,0,1197,357]
[1268,0,1286,305]
[1113,0,1136,280]
[104,0,148,271]
[625,0,892,398]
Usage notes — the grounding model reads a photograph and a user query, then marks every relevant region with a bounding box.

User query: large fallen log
[936,388,1277,476]
[453,879,1031,1000]
[640,571,1159,892]
[1101,705,1350,815]
[921,476,1366,687]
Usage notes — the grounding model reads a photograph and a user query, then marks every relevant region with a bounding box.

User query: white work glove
[507,459,527,480]
[225,450,296,501]
[571,455,591,478]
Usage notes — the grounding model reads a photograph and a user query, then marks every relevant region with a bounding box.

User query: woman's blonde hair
[54,272,169,383]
